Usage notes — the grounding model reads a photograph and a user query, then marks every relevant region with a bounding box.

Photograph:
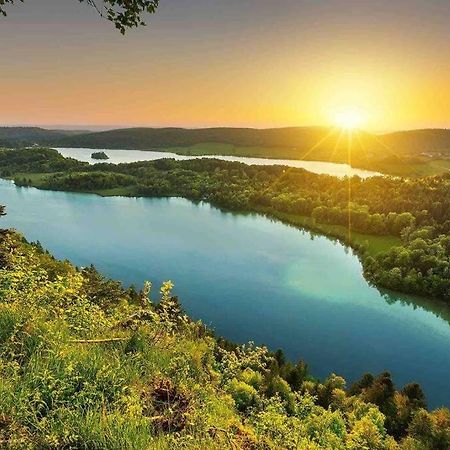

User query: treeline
[0,229,448,449]
[1,148,449,301]
[0,147,84,176]
[365,228,450,299]
[43,171,136,191]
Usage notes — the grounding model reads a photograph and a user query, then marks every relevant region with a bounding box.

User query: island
[91,151,109,160]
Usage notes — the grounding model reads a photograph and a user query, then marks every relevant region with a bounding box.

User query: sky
[1,0,449,131]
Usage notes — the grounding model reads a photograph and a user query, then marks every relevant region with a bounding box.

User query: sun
[333,107,366,130]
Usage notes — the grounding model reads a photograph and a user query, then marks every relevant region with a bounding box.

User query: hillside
[381,129,450,155]
[4,126,450,159]
[1,229,449,449]
[44,126,384,163]
[0,127,89,148]
[44,126,450,157]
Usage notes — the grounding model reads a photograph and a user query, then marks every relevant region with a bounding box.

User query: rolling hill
[0,127,90,148]
[2,126,450,174]
[47,126,450,158]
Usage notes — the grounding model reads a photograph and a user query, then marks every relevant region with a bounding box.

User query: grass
[0,237,241,448]
[160,144,450,177]
[373,158,450,177]
[94,186,140,197]
[10,173,139,197]
[165,143,347,163]
[11,172,50,186]
[262,209,401,257]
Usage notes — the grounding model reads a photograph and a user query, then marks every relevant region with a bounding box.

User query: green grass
[263,210,401,257]
[164,144,450,178]
[10,174,139,198]
[165,143,346,163]
[93,185,140,197]
[375,158,450,177]
[11,172,50,186]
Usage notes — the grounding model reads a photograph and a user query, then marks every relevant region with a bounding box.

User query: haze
[1,0,449,131]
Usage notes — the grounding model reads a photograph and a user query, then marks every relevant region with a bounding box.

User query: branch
[69,337,127,344]
[1,1,160,33]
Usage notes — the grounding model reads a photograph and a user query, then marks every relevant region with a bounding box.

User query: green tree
[0,0,160,33]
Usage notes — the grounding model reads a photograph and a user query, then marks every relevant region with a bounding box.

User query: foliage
[0,0,160,34]
[0,230,448,448]
[91,151,109,160]
[365,228,450,300]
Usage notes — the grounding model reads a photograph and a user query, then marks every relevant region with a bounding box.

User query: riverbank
[55,144,450,178]
[9,172,403,300]
[139,145,450,178]
[10,171,400,256]
[54,147,381,178]
[3,147,449,303]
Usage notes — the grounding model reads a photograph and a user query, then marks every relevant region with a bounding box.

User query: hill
[45,126,450,156]
[0,127,90,148]
[381,129,450,155]
[3,126,450,175]
[1,229,449,449]
[45,126,382,161]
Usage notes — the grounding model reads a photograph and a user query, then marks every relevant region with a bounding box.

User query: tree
[0,0,160,34]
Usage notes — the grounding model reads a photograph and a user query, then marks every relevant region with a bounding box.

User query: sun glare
[334,107,366,130]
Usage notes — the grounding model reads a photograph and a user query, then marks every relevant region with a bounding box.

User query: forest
[0,228,449,449]
[1,147,449,303]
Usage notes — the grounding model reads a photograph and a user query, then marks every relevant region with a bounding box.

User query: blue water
[1,179,449,407]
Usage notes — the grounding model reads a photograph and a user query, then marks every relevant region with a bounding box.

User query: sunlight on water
[55,147,381,178]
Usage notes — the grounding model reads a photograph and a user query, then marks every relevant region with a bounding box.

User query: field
[162,144,450,177]
[262,210,401,257]
[378,158,450,177]
[164,143,349,163]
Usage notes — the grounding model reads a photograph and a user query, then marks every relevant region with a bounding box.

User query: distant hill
[50,126,450,156]
[45,126,387,163]
[381,129,450,155]
[2,126,450,167]
[51,126,341,150]
[0,127,90,147]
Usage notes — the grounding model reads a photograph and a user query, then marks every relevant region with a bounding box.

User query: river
[1,178,448,408]
[55,147,381,178]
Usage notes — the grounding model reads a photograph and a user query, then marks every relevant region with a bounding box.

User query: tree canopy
[0,0,160,33]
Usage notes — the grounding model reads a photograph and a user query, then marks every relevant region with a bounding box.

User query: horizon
[1,0,450,131]
[1,123,449,135]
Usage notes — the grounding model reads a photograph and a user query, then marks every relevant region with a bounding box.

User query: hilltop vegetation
[1,147,449,302]
[0,229,449,449]
[0,128,87,149]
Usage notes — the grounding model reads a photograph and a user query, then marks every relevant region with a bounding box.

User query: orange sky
[1,0,449,131]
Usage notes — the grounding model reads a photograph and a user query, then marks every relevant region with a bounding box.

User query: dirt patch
[141,378,193,433]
